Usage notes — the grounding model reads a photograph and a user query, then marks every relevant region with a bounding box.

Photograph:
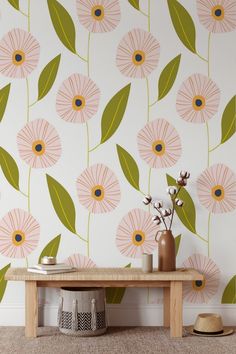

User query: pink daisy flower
[65,253,96,268]
[176,74,220,124]
[182,254,220,303]
[76,164,121,213]
[0,209,40,258]
[197,0,236,33]
[17,119,61,169]
[56,74,100,124]
[76,0,120,33]
[197,164,236,214]
[137,118,182,169]
[116,208,158,259]
[0,28,40,78]
[116,28,160,79]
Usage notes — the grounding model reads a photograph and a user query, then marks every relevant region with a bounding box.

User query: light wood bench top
[5,267,203,282]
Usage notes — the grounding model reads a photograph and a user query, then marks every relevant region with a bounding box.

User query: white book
[34,263,73,271]
[27,267,77,275]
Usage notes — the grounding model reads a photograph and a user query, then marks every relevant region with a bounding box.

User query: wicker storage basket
[58,287,107,336]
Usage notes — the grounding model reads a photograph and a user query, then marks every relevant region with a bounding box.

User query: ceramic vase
[155,230,176,271]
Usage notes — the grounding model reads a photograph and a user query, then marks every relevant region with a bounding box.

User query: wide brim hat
[188,313,234,337]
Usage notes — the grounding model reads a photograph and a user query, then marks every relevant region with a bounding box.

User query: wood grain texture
[5,268,203,282]
[25,281,38,338]
[163,287,170,327]
[37,280,171,288]
[170,281,183,338]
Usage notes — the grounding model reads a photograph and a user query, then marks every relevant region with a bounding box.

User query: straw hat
[189,313,234,337]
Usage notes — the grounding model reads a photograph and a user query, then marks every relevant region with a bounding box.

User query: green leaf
[0,264,11,302]
[38,54,61,101]
[46,174,76,234]
[0,84,11,122]
[47,0,76,54]
[158,54,181,101]
[167,0,196,53]
[38,234,61,263]
[8,0,19,10]
[100,83,131,144]
[0,147,19,191]
[106,263,131,304]
[175,234,181,256]
[221,95,236,144]
[166,174,196,234]
[128,0,139,10]
[116,144,140,191]
[221,275,236,304]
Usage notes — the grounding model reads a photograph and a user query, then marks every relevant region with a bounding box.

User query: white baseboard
[0,304,235,326]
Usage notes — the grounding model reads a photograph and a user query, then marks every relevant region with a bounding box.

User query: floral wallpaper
[0,0,236,315]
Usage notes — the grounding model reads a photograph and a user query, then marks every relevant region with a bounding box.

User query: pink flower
[197,164,236,213]
[116,28,160,79]
[65,253,96,268]
[197,0,236,33]
[0,28,40,78]
[182,254,220,303]
[56,74,100,124]
[137,119,182,169]
[76,0,120,33]
[116,208,158,258]
[176,74,220,124]
[17,119,61,169]
[76,164,121,213]
[0,209,40,258]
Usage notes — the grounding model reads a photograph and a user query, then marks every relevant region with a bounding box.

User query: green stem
[140,9,148,17]
[147,167,152,212]
[27,0,30,32]
[209,143,221,152]
[86,122,90,168]
[149,99,158,108]
[25,257,29,268]
[196,52,208,63]
[207,212,211,257]
[27,167,32,213]
[75,232,88,243]
[29,100,37,108]
[87,32,91,77]
[19,190,28,198]
[147,0,151,32]
[89,143,100,153]
[195,232,208,243]
[146,77,150,123]
[206,121,210,167]
[26,78,30,123]
[207,32,211,78]
[87,212,91,257]
[19,9,28,17]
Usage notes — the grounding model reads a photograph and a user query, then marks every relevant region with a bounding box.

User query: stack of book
[27,263,76,275]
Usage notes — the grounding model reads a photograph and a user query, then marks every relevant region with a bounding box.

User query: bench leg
[170,281,183,338]
[163,287,170,327]
[25,281,38,338]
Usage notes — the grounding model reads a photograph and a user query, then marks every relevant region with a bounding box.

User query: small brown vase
[156,230,176,272]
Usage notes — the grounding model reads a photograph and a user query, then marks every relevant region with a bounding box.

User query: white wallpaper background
[0,0,236,325]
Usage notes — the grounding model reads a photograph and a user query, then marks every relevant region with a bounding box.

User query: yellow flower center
[12,50,25,66]
[152,140,165,156]
[211,5,225,21]
[32,140,45,156]
[72,95,86,111]
[211,185,225,201]
[192,95,206,111]
[91,185,104,201]
[192,276,206,291]
[12,230,25,246]
[91,5,104,21]
[132,50,145,66]
[132,230,145,246]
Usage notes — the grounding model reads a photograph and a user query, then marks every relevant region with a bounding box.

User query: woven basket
[58,287,107,336]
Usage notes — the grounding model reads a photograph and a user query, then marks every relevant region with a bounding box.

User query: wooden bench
[5,267,203,338]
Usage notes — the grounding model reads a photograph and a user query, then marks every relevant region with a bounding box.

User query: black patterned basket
[58,287,107,336]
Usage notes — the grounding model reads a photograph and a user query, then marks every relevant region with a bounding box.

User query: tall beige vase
[156,230,176,271]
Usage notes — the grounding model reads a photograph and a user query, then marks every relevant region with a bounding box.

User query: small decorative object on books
[41,256,57,265]
[143,170,190,271]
